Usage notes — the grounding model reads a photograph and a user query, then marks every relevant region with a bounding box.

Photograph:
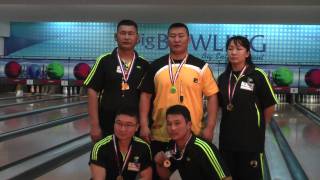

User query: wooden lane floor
[0,117,89,169]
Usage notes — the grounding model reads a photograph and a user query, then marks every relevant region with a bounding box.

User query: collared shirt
[84,48,149,135]
[140,54,219,142]
[218,64,278,152]
[90,135,152,180]
[167,135,230,180]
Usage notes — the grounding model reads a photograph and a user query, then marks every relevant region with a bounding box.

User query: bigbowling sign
[4,22,320,65]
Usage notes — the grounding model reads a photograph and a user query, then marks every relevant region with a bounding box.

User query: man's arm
[139,92,152,143]
[88,88,102,142]
[264,105,275,124]
[139,166,152,180]
[90,164,106,180]
[202,94,218,142]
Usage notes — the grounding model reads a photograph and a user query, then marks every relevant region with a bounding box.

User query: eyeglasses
[115,121,137,129]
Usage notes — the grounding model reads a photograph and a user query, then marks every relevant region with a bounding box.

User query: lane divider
[294,103,320,126]
[270,117,308,180]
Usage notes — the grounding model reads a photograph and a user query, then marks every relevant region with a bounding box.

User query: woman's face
[227,40,250,67]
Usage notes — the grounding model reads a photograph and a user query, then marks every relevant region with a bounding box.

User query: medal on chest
[117,48,135,97]
[116,175,124,180]
[227,65,247,111]
[113,135,132,179]
[168,54,188,94]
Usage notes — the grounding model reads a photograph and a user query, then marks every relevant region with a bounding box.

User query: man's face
[115,25,139,51]
[114,114,138,141]
[166,114,191,141]
[168,27,190,55]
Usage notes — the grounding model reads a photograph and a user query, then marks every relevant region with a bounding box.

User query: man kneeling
[90,106,152,180]
[155,105,232,180]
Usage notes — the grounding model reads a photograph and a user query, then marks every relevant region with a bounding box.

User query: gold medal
[227,103,234,111]
[170,86,177,94]
[116,175,124,180]
[163,159,171,167]
[121,82,130,90]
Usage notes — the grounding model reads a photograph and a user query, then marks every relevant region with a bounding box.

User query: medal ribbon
[117,48,135,82]
[168,54,188,87]
[228,65,247,105]
[113,135,132,176]
[174,134,192,160]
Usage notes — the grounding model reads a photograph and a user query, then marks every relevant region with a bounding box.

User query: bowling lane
[0,103,87,133]
[0,92,16,98]
[0,95,63,106]
[0,118,89,168]
[0,92,38,99]
[273,104,320,180]
[37,152,91,180]
[0,96,87,116]
[302,104,320,116]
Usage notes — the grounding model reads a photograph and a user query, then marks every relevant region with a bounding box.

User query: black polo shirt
[90,135,152,180]
[217,65,277,152]
[167,135,230,180]
[84,48,149,134]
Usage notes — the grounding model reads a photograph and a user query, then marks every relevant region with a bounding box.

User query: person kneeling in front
[89,106,152,180]
[154,105,232,180]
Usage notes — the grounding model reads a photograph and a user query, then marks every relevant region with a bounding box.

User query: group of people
[84,19,278,180]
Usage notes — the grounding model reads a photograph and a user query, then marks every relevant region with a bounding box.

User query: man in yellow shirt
[139,23,219,157]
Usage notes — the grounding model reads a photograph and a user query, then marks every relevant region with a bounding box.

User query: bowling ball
[272,67,293,86]
[5,61,21,78]
[47,61,64,79]
[73,63,91,80]
[305,69,320,88]
[27,64,41,79]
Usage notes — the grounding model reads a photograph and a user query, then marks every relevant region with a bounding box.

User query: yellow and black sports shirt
[140,54,219,142]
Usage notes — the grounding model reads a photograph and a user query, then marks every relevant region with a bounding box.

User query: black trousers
[220,150,264,180]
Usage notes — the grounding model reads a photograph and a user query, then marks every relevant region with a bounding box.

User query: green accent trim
[84,53,111,85]
[133,136,152,159]
[255,68,279,104]
[195,138,226,179]
[255,103,261,128]
[91,135,112,160]
[260,153,264,180]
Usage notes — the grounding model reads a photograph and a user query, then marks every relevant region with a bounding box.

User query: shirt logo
[193,78,198,83]
[133,156,139,163]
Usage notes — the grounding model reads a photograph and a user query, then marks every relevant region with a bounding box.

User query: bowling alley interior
[0,1,319,180]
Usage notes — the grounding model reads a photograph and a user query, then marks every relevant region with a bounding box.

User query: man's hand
[202,127,214,142]
[154,151,167,167]
[90,125,102,143]
[140,125,152,144]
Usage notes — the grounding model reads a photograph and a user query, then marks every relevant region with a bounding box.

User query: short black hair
[115,106,139,121]
[166,105,191,122]
[168,23,189,36]
[117,19,138,32]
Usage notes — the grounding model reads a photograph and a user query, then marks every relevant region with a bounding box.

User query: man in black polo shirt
[90,106,152,180]
[84,19,149,142]
[154,105,231,180]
